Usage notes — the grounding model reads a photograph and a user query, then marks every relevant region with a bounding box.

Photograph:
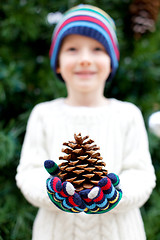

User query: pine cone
[58,133,108,192]
[129,0,160,38]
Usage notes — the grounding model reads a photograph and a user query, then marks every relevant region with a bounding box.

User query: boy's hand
[44,160,86,213]
[79,173,122,214]
[44,160,122,214]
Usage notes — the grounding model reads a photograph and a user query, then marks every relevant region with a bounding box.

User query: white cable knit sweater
[16,98,156,240]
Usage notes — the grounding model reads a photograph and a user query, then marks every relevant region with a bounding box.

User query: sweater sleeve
[15,104,60,212]
[114,104,156,213]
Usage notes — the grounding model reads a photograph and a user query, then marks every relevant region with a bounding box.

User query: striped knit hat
[49,4,120,81]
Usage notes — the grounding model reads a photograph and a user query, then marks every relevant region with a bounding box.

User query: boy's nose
[80,59,91,67]
[79,50,92,66]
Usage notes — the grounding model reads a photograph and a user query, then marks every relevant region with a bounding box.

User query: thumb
[44,160,60,176]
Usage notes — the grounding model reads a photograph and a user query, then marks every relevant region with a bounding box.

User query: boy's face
[56,34,111,95]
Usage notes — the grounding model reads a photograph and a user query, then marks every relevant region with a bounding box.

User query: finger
[57,182,75,197]
[66,193,84,207]
[88,186,109,208]
[47,191,83,213]
[44,160,59,175]
[107,173,121,189]
[101,183,120,204]
[98,177,119,201]
[88,187,104,203]
[47,177,62,193]
[62,182,75,196]
[79,189,97,210]
[98,177,112,193]
[54,191,85,211]
[74,201,86,211]
[79,189,93,204]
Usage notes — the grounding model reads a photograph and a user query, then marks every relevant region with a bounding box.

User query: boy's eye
[94,47,104,51]
[68,47,77,51]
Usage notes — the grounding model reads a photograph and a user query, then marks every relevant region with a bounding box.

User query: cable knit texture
[16,98,156,240]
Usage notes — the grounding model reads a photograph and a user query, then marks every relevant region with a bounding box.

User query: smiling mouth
[74,71,96,77]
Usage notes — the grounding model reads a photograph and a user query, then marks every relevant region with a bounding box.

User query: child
[16,4,156,240]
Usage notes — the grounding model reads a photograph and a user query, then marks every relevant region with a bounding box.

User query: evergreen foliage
[0,0,160,239]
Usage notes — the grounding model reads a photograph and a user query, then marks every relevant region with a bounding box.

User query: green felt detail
[47,191,81,213]
[85,191,122,214]
[45,163,59,175]
[113,175,120,187]
[48,191,72,213]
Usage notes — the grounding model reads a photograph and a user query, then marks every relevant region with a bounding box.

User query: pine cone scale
[73,170,85,174]
[77,156,88,160]
[73,179,85,185]
[65,166,76,171]
[68,160,79,166]
[65,177,77,183]
[76,164,88,168]
[83,183,94,189]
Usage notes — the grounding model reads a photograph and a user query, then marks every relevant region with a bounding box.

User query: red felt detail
[52,177,61,192]
[101,178,112,191]
[68,196,78,207]
[83,197,92,203]
[93,189,104,203]
[59,189,68,197]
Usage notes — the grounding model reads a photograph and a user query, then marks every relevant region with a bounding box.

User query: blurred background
[0,0,160,239]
